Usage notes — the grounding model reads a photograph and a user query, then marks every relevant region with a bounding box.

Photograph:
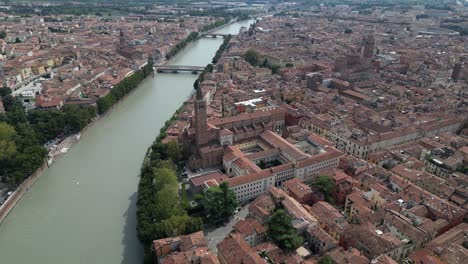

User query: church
[180,87,285,170]
[116,30,143,61]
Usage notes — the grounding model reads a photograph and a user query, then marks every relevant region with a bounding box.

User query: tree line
[136,28,240,262]
[0,94,95,187]
[192,36,231,90]
[137,133,203,264]
[0,59,154,188]
[165,32,199,60]
[164,14,246,61]
[97,61,154,114]
[193,63,213,91]
[192,34,232,90]
[200,17,231,32]
[211,34,231,64]
[244,49,281,74]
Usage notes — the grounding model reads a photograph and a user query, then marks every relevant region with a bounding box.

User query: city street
[204,202,250,253]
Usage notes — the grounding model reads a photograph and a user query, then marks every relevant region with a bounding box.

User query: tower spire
[196,85,203,100]
[194,85,207,147]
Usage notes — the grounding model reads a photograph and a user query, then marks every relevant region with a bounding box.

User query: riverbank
[165,17,244,61]
[0,19,255,264]
[135,23,236,264]
[0,61,158,226]
[0,26,205,224]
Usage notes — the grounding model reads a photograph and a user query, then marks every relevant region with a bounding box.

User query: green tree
[202,182,238,223]
[0,31,6,39]
[154,185,181,221]
[244,49,260,66]
[458,166,468,174]
[314,175,334,203]
[158,214,202,238]
[268,209,303,251]
[0,87,11,97]
[154,167,178,192]
[344,28,353,34]
[0,122,17,161]
[318,255,333,264]
[150,142,168,161]
[6,145,46,186]
[14,123,40,149]
[270,64,281,74]
[166,140,182,163]
[2,95,15,112]
[14,37,21,43]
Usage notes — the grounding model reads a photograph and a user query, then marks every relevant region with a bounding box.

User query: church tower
[194,87,208,146]
[362,28,374,59]
[119,30,127,48]
[452,61,463,82]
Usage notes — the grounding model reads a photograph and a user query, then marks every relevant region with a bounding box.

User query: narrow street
[204,202,250,253]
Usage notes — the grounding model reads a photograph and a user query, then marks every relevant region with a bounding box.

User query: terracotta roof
[260,130,309,162]
[190,172,228,187]
[180,231,207,251]
[326,247,369,264]
[371,254,398,264]
[234,218,267,237]
[309,201,345,222]
[296,147,344,169]
[307,225,337,245]
[217,234,265,264]
[35,95,63,108]
[283,178,312,199]
[225,170,273,187]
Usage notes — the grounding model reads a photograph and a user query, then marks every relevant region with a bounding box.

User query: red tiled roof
[217,234,265,264]
[225,170,273,187]
[190,172,228,187]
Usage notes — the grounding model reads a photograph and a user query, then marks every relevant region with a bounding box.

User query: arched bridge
[155,65,205,73]
[201,33,231,38]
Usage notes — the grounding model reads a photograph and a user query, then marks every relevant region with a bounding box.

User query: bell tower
[194,87,208,146]
[362,28,374,59]
[119,30,127,48]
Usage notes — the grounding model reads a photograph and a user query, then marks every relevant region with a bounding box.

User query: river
[0,19,254,264]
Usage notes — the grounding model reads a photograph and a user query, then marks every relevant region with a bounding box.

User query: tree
[157,214,202,238]
[318,255,333,264]
[244,49,260,66]
[151,142,168,161]
[193,79,200,90]
[15,37,21,43]
[0,122,17,161]
[154,185,181,221]
[0,31,6,39]
[458,166,468,174]
[344,28,352,34]
[166,140,182,163]
[268,209,303,251]
[154,167,178,192]
[6,145,46,186]
[14,123,40,149]
[2,95,15,112]
[314,175,334,203]
[202,182,238,223]
[270,64,281,74]
[0,87,11,97]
